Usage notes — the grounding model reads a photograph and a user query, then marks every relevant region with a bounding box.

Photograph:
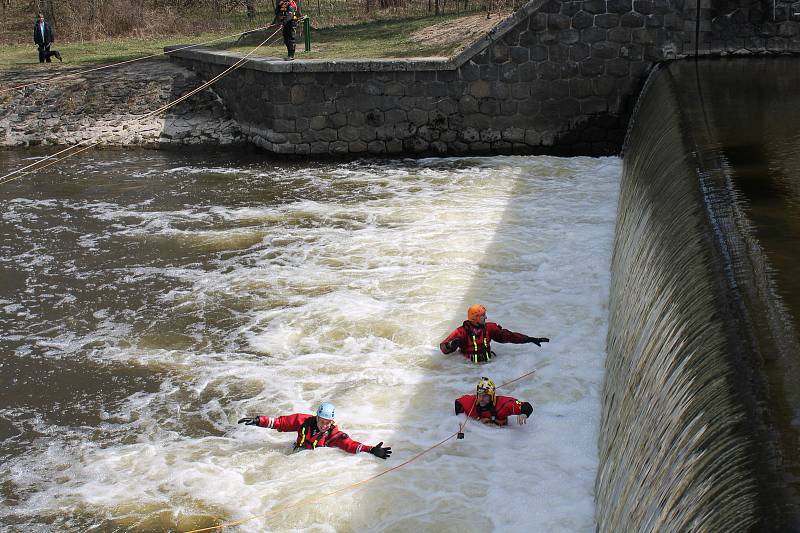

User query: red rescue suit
[441,321,531,363]
[256,413,373,454]
[455,394,532,426]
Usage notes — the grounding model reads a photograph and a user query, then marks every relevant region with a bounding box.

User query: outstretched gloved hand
[238,417,260,426]
[525,336,549,346]
[447,339,461,351]
[369,442,392,459]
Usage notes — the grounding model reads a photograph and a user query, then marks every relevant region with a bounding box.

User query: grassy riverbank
[0,31,246,71]
[227,13,504,59]
[0,12,506,71]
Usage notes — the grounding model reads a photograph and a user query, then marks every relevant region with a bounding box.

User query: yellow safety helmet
[476,376,496,404]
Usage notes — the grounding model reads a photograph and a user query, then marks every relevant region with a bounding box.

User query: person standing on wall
[273,0,302,61]
[33,13,62,63]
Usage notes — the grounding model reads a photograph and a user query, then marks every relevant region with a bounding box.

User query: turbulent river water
[0,149,620,532]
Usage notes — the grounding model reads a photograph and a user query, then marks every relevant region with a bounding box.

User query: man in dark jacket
[33,13,62,63]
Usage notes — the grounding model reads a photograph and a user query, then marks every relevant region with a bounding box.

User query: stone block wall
[168,0,800,156]
[0,61,241,148]
[706,0,800,53]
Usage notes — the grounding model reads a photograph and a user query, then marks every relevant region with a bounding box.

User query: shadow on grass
[226,12,482,59]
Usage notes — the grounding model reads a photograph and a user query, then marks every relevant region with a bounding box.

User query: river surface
[0,148,620,532]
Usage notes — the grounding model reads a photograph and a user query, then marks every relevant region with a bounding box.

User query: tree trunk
[246,0,256,19]
[36,0,56,26]
[89,0,98,34]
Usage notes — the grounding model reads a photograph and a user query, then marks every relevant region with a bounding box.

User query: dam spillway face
[598,57,800,532]
[596,64,757,532]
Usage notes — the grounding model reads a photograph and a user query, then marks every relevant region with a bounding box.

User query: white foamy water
[1,154,620,532]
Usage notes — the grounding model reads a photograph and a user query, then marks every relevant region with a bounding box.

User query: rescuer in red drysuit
[455,377,533,426]
[238,402,392,459]
[440,304,549,364]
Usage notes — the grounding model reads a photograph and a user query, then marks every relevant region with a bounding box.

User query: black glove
[369,442,392,459]
[238,416,260,426]
[447,339,461,352]
[526,336,549,347]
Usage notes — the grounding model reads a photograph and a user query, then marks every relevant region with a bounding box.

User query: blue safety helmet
[316,402,335,420]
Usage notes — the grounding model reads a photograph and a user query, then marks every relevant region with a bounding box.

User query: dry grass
[2,0,257,44]
[1,0,522,44]
[226,11,510,59]
[0,32,236,71]
[409,11,509,48]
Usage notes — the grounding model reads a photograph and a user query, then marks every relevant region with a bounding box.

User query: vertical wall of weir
[598,63,758,531]
[599,59,800,531]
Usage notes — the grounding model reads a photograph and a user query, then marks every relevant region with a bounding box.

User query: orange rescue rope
[0,25,283,187]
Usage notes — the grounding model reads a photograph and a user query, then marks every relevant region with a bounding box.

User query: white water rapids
[0,153,620,532]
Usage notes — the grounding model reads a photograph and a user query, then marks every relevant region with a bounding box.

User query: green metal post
[304,17,311,52]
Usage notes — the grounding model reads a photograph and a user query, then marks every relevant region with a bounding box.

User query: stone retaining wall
[169,0,800,156]
[0,61,240,148]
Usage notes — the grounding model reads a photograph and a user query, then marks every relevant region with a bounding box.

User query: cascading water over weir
[597,58,800,531]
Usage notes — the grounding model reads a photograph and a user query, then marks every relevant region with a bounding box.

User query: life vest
[277,0,301,23]
[462,322,495,364]
[294,417,345,450]
[474,400,504,425]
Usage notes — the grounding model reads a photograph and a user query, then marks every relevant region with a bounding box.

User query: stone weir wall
[0,61,241,148]
[168,0,800,157]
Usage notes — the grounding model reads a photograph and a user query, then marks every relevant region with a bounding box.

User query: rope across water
[0,25,284,186]
[183,368,539,533]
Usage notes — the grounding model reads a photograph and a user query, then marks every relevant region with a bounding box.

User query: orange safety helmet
[467,304,487,323]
